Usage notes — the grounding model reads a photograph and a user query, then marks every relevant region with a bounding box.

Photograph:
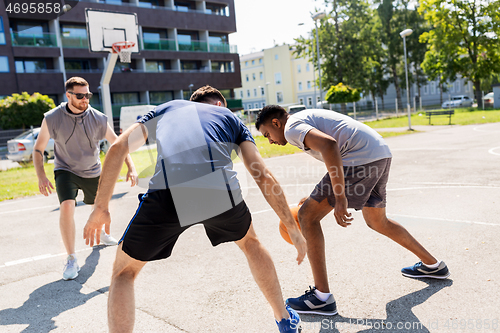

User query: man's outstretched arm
[84,123,147,246]
[239,141,307,264]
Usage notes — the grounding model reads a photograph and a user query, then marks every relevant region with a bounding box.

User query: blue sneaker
[286,286,337,316]
[276,305,300,333]
[401,261,450,279]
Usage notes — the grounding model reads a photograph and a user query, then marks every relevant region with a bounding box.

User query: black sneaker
[401,261,450,279]
[286,286,337,316]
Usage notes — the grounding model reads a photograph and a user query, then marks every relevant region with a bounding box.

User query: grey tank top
[44,103,107,178]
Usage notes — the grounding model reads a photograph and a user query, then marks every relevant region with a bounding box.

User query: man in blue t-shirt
[84,86,306,332]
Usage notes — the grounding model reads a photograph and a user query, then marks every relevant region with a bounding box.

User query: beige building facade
[235,44,323,111]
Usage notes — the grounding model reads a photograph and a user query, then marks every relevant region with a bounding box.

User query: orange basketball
[279,206,302,245]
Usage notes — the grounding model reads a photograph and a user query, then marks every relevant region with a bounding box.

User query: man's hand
[333,195,353,227]
[84,207,111,247]
[38,176,54,196]
[288,229,307,264]
[126,167,138,187]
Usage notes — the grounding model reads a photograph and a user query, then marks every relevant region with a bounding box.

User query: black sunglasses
[68,91,93,100]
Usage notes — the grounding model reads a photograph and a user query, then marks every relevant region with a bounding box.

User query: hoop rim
[112,41,136,53]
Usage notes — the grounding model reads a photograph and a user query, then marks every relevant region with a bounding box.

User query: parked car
[288,104,307,115]
[7,128,54,163]
[483,92,494,108]
[441,95,473,108]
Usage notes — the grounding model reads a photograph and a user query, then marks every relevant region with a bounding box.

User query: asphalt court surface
[0,123,499,332]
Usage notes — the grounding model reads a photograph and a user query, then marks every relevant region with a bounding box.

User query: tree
[419,0,500,108]
[0,92,55,130]
[325,83,361,105]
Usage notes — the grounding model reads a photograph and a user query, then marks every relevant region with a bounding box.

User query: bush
[0,92,56,130]
[325,83,361,104]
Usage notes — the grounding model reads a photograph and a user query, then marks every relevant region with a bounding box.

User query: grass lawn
[364,107,500,128]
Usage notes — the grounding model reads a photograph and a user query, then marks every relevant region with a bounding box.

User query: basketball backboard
[85,9,139,53]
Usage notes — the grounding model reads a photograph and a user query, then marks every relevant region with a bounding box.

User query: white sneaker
[100,229,118,246]
[63,255,80,280]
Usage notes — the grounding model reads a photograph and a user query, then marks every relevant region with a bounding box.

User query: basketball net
[112,41,135,63]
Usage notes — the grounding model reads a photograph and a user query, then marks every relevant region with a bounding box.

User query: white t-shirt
[284,109,392,166]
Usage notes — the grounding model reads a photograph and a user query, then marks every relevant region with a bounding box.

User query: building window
[254,103,259,108]
[112,92,140,105]
[423,84,429,95]
[146,60,170,72]
[431,81,436,94]
[261,102,265,107]
[449,82,455,93]
[0,17,5,45]
[0,56,9,72]
[245,61,248,66]
[247,90,250,97]
[65,59,92,71]
[246,74,249,82]
[297,64,301,73]
[206,2,229,16]
[252,73,256,81]
[307,97,312,106]
[260,87,265,96]
[252,60,255,65]
[307,81,311,89]
[276,92,283,103]
[259,72,263,80]
[175,1,196,11]
[464,81,470,93]
[259,58,262,64]
[317,96,321,103]
[212,61,233,73]
[177,30,202,51]
[275,72,282,85]
[247,103,252,109]
[240,91,243,98]
[253,88,257,97]
[299,98,304,105]
[15,59,47,73]
[138,0,159,8]
[298,82,303,91]
[455,80,461,93]
[150,91,174,104]
[275,54,279,60]
[180,60,202,71]
[306,63,310,72]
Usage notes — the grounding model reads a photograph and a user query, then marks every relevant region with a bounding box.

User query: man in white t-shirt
[256,105,450,316]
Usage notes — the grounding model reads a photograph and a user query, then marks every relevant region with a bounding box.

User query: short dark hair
[255,105,287,130]
[65,77,89,91]
[190,85,227,107]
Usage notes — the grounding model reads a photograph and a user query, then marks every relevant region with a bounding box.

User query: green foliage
[0,92,56,130]
[419,0,500,105]
[326,83,361,104]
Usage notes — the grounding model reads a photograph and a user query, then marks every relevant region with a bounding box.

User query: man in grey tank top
[256,105,449,316]
[33,77,138,280]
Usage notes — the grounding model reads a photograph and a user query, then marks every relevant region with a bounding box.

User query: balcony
[61,36,89,49]
[209,42,237,54]
[178,40,208,52]
[143,38,176,51]
[11,32,57,47]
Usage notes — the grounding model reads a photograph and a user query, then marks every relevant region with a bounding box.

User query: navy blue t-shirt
[137,100,254,226]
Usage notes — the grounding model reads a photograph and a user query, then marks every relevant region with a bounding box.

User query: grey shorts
[310,158,392,210]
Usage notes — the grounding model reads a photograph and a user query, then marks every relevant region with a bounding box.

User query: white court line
[1,247,95,269]
[0,204,60,215]
[388,185,500,192]
[388,214,498,226]
[390,148,461,151]
[488,147,500,156]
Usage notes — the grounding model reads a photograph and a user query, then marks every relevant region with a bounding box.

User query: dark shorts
[120,190,252,262]
[54,170,100,204]
[310,158,392,210]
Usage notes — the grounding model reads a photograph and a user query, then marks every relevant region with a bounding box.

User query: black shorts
[120,190,252,262]
[54,170,100,204]
[310,158,392,210]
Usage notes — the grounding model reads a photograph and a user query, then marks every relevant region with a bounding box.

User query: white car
[288,105,307,115]
[7,128,54,163]
[441,95,473,108]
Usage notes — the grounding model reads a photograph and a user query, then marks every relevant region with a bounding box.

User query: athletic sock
[314,289,332,302]
[423,260,441,269]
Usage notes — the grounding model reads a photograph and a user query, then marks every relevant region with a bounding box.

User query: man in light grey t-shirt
[256,105,450,316]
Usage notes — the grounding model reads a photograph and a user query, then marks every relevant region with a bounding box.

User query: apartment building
[235,44,324,111]
[0,0,242,117]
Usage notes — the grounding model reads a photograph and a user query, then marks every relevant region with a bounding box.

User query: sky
[230,0,329,55]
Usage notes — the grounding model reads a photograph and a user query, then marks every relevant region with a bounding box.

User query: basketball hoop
[112,41,135,63]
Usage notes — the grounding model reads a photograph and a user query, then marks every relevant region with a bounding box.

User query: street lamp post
[312,11,326,107]
[400,28,413,130]
[188,83,194,99]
